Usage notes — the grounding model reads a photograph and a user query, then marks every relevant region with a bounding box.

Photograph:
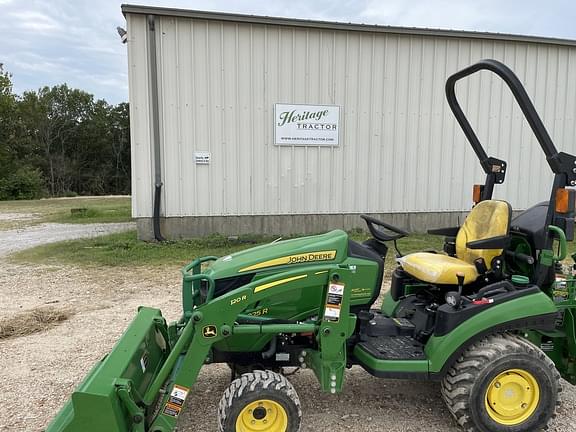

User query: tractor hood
[205,229,349,279]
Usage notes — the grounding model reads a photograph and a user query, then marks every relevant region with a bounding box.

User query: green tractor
[47,59,576,432]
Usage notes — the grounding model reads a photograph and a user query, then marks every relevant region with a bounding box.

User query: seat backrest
[456,200,511,266]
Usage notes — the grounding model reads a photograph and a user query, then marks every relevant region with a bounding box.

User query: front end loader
[47,59,576,432]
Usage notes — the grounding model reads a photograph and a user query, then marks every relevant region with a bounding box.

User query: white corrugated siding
[127,13,153,217]
[126,14,576,218]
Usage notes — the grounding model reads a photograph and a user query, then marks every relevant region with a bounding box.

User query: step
[357,335,426,360]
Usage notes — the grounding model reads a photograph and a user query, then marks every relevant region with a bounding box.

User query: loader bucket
[46,307,169,432]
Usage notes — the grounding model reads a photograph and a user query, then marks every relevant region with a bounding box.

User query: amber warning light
[555,188,575,214]
[473,184,484,204]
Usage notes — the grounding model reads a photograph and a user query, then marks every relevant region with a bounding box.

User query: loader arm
[47,260,357,432]
[149,264,356,431]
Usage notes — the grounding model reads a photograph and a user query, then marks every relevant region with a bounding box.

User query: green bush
[0,166,46,200]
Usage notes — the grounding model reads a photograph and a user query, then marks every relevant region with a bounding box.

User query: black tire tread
[217,369,302,432]
[441,333,561,432]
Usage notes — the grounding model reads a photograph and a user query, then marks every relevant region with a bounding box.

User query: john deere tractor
[47,59,576,432]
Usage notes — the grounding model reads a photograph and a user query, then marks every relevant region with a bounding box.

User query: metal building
[122,4,576,240]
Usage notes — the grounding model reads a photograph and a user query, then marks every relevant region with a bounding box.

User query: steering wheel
[360,214,409,242]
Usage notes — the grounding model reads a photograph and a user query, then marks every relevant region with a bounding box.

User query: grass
[11,229,443,269]
[0,196,131,230]
[48,201,131,224]
[11,230,275,267]
[0,307,73,340]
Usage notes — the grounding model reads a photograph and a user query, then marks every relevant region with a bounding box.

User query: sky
[0,0,575,105]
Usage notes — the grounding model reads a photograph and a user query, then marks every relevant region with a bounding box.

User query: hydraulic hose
[261,337,277,360]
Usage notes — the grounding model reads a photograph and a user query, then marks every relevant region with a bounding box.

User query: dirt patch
[0,262,182,432]
[0,213,38,221]
[0,260,574,432]
[0,213,40,231]
[0,307,72,340]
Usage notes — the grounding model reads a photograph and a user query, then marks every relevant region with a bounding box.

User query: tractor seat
[398,200,512,285]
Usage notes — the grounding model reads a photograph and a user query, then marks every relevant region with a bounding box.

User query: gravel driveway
[0,221,574,432]
[0,222,134,257]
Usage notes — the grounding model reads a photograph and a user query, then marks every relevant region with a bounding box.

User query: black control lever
[446,272,465,310]
[505,250,535,265]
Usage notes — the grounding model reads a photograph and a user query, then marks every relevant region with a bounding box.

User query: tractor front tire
[218,370,302,432]
[442,333,561,432]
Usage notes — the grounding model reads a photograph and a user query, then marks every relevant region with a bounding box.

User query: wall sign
[274,103,340,146]
[194,151,211,165]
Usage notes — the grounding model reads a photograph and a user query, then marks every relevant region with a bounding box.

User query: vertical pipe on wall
[147,14,166,241]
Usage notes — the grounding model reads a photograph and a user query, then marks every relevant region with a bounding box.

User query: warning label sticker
[163,384,190,417]
[328,283,344,296]
[169,384,189,406]
[163,403,181,417]
[324,306,341,321]
[324,282,344,322]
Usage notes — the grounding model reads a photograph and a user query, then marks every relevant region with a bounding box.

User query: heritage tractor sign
[274,103,340,146]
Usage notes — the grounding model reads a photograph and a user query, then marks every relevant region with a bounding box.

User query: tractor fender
[425,291,557,378]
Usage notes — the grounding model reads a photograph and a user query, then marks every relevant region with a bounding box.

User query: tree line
[0,64,130,200]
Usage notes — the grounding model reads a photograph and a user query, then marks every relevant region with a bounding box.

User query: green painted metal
[142,312,198,405]
[426,292,557,373]
[116,379,145,432]
[205,230,349,279]
[368,292,559,376]
[46,222,576,432]
[548,225,567,260]
[511,275,530,285]
[529,274,576,384]
[181,256,217,313]
[147,265,356,431]
[381,290,399,316]
[537,225,567,269]
[231,323,317,334]
[46,307,168,432]
[539,249,555,267]
[304,268,356,393]
[197,232,379,353]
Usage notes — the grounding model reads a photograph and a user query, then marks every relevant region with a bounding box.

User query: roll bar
[445,59,576,199]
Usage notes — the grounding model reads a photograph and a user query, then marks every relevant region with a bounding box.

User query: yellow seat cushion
[455,200,511,267]
[398,252,479,285]
[398,200,510,285]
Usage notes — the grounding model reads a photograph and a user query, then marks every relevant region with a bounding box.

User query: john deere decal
[239,251,337,272]
[202,325,217,338]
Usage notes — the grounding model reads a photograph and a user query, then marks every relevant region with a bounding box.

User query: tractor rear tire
[441,333,561,432]
[218,369,302,432]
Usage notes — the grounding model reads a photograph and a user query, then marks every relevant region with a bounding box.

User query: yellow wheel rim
[485,368,540,425]
[236,399,288,432]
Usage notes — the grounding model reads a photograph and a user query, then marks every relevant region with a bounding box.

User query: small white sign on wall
[274,103,340,146]
[194,151,211,165]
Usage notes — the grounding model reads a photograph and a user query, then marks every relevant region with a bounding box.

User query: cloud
[0,0,575,105]
[88,73,128,91]
[361,1,477,28]
[359,0,575,38]
[11,58,62,73]
[9,10,62,32]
